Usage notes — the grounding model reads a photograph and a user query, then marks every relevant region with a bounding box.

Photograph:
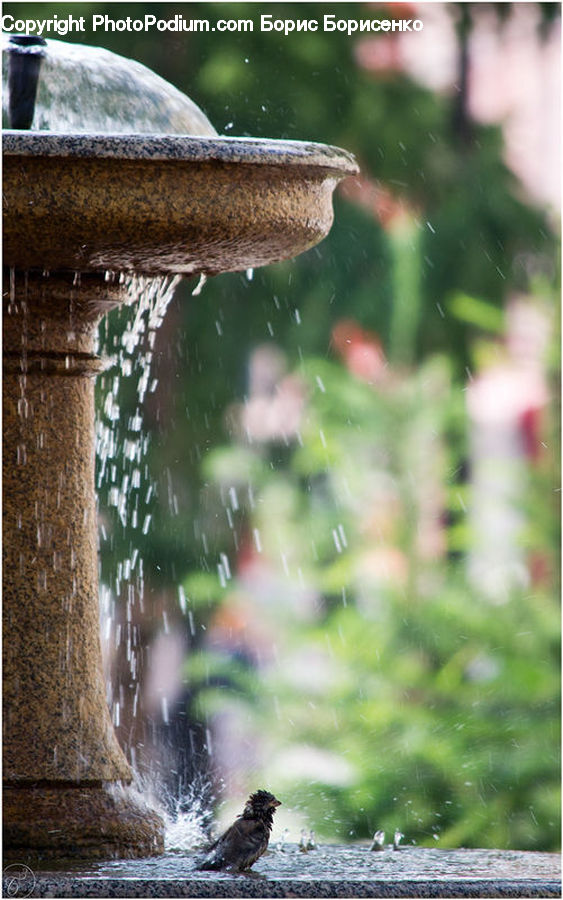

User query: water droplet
[192,273,207,296]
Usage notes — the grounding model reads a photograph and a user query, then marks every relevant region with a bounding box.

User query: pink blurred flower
[332,319,387,384]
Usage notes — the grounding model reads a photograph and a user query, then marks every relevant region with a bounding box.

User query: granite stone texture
[3,847,560,898]
[3,784,164,862]
[2,272,164,859]
[3,132,358,277]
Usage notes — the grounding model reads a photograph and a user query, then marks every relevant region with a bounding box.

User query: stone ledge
[16,876,561,898]
[4,847,560,899]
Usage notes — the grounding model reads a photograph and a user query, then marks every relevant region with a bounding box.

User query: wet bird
[197,790,281,871]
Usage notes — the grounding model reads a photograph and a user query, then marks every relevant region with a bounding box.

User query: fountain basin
[3,846,560,898]
[3,132,358,276]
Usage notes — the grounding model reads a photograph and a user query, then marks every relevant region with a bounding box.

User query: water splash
[370,829,386,851]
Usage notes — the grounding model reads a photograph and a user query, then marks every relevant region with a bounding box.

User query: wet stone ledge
[4,846,560,898]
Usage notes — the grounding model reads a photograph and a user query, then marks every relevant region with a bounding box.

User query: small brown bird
[197,790,281,871]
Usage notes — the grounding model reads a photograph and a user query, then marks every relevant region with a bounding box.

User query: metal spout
[7,34,47,129]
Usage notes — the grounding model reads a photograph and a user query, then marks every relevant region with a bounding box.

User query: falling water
[96,274,179,742]
[95,270,217,846]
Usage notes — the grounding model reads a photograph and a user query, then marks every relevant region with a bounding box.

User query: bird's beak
[271,799,282,807]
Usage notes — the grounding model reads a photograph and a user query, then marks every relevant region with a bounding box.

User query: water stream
[96,273,181,755]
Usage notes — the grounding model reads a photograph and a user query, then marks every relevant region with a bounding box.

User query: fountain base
[3,783,164,861]
[2,270,164,862]
[2,846,559,897]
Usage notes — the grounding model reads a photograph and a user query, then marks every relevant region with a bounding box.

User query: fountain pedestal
[2,271,164,859]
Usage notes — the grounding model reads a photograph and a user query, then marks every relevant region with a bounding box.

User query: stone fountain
[2,34,357,861]
[2,35,560,900]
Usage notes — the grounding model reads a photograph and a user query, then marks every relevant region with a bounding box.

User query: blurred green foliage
[191,348,560,849]
[6,1,559,848]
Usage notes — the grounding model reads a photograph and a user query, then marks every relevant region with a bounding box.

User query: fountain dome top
[1,33,217,135]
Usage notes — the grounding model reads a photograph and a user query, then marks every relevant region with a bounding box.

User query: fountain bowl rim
[2,131,359,174]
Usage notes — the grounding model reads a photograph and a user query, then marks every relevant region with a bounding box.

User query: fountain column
[2,270,164,859]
